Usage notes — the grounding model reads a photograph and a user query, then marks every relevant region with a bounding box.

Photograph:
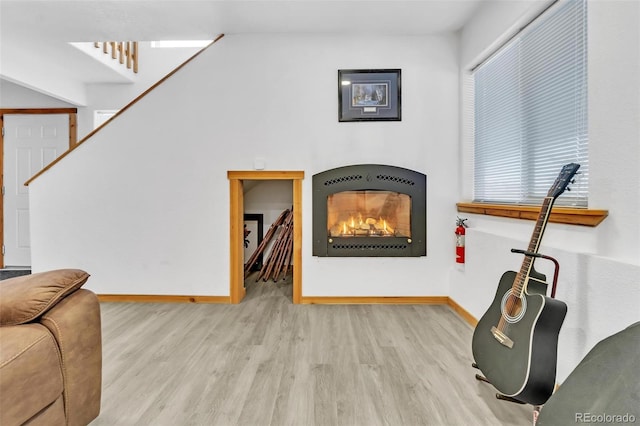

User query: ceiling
[2,1,485,40]
[0,0,484,99]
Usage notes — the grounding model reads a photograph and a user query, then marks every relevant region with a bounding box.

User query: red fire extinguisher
[455,217,468,263]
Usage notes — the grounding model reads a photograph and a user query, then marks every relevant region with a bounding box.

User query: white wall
[454,0,640,382]
[1,43,202,140]
[460,0,546,69]
[29,33,460,299]
[78,42,203,138]
[0,43,88,105]
[244,180,293,232]
[0,80,76,109]
[588,0,640,262]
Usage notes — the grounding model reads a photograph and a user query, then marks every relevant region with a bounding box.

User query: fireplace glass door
[327,190,411,238]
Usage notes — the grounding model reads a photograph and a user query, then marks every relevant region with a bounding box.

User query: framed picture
[338,69,401,122]
[243,214,264,271]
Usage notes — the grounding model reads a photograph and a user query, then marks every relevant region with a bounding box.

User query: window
[94,110,119,129]
[150,40,212,48]
[473,0,588,207]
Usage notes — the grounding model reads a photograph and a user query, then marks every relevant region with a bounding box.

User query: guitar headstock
[548,163,581,199]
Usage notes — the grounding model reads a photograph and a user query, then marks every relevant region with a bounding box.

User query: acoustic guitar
[471,162,580,405]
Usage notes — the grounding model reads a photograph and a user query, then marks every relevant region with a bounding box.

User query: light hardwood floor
[92,275,531,425]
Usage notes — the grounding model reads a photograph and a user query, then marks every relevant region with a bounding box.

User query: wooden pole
[273,227,292,280]
[257,225,286,281]
[271,213,293,280]
[132,41,138,73]
[278,232,294,281]
[244,209,288,277]
[118,42,125,64]
[258,209,293,282]
[126,42,132,69]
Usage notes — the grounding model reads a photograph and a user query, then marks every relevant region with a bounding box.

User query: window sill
[456,202,608,227]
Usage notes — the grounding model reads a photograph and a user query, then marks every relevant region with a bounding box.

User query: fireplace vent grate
[376,174,416,186]
[332,243,408,251]
[323,174,363,186]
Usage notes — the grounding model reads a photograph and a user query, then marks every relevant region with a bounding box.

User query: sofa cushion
[0,269,90,326]
[23,396,66,426]
[537,321,640,425]
[0,324,64,426]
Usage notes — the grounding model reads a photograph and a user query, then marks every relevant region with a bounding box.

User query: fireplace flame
[326,189,410,238]
[336,214,395,237]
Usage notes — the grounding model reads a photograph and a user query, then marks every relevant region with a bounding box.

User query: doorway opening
[0,108,78,268]
[228,171,304,304]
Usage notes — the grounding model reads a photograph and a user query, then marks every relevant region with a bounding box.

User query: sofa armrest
[0,269,90,326]
[41,289,102,426]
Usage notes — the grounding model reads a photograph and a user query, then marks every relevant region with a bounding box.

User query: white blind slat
[473,0,588,207]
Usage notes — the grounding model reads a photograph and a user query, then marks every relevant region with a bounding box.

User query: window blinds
[473,0,588,207]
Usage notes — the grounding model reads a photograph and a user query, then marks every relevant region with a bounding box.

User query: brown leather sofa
[0,269,101,426]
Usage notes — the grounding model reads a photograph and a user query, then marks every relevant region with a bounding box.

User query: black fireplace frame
[313,164,426,257]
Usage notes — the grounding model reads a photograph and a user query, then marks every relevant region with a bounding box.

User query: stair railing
[93,42,138,73]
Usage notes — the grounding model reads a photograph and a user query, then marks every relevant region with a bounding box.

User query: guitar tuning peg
[566,187,571,191]
[570,179,576,184]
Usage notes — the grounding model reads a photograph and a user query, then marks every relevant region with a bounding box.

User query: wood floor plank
[92,277,531,425]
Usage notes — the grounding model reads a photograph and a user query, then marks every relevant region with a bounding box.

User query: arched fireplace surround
[312,164,426,257]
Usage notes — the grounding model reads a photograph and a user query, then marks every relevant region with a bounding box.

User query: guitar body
[472,271,568,405]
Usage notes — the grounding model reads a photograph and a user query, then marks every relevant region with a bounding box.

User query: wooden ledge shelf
[457,202,608,227]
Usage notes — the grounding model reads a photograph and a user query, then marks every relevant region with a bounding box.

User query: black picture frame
[338,69,401,122]
[243,214,264,271]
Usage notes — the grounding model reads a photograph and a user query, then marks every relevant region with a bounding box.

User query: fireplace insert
[313,164,426,257]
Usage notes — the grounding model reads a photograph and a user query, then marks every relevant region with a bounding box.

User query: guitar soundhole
[500,290,527,323]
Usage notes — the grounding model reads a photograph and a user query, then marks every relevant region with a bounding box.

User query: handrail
[94,41,139,73]
[25,34,225,186]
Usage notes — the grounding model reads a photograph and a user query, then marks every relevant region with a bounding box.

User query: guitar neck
[512,197,555,295]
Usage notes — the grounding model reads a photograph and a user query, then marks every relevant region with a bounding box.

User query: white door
[3,114,69,266]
